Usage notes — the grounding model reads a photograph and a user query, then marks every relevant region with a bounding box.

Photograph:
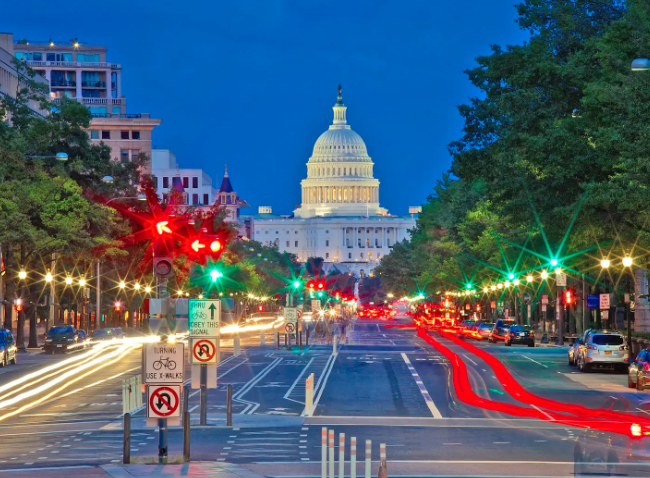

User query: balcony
[82,81,106,88]
[90,113,150,119]
[26,60,113,68]
[51,97,125,106]
[51,80,76,87]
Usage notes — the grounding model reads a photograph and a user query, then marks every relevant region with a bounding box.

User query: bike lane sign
[143,343,184,384]
[188,299,220,338]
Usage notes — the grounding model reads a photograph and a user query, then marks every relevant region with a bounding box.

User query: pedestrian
[340,320,347,344]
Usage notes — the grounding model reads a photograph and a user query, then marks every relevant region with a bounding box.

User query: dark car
[43,325,89,353]
[91,327,125,341]
[489,320,510,343]
[505,325,535,347]
[0,330,17,366]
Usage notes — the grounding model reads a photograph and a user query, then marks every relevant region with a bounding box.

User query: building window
[182,177,189,189]
[360,253,364,259]
[120,150,129,162]
[151,176,158,188]
[131,150,139,162]
[325,240,329,246]
[286,241,290,247]
[163,177,169,188]
[112,107,121,114]
[132,131,140,140]
[326,253,329,259]
[295,230,298,234]
[101,131,110,140]
[192,194,198,204]
[90,130,99,140]
[295,241,298,247]
[203,193,209,205]
[121,131,129,140]
[192,177,198,188]
[348,253,352,259]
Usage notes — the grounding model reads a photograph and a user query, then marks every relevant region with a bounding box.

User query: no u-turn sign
[191,338,218,364]
[147,385,181,418]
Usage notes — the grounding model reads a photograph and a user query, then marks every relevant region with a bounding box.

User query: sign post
[305,372,314,415]
[189,299,221,426]
[284,307,298,350]
[143,342,184,462]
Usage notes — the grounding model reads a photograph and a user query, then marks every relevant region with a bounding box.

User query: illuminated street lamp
[623,257,633,267]
[145,286,152,293]
[483,287,488,293]
[600,259,610,269]
[508,273,515,280]
[65,276,73,285]
[541,270,549,280]
[555,267,562,275]
[78,278,86,287]
[119,281,126,289]
[134,283,141,290]
[527,275,533,283]
[45,272,53,282]
[18,270,27,280]
[490,285,496,291]
[550,259,558,267]
[513,279,520,286]
[497,283,503,289]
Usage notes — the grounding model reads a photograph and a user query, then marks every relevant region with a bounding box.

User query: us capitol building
[248,86,418,277]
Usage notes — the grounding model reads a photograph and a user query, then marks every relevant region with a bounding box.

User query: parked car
[0,329,17,366]
[43,325,89,353]
[505,325,535,347]
[489,321,510,343]
[91,327,125,341]
[628,349,650,390]
[576,330,629,373]
[568,338,584,366]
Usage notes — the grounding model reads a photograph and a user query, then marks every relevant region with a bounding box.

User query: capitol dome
[295,85,383,219]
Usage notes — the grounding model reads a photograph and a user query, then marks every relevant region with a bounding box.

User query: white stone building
[251,86,418,277]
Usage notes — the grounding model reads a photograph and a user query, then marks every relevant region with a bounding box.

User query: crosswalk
[217,426,312,462]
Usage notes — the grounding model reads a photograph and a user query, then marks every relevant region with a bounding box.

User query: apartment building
[5,33,161,173]
[151,150,218,207]
[0,33,48,117]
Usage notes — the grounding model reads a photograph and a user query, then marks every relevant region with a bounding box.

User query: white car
[576,330,629,373]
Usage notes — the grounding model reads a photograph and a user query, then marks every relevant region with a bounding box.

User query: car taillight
[509,332,515,336]
[529,332,534,336]
[631,423,642,437]
[644,363,650,372]
[620,346,628,351]
[587,344,597,350]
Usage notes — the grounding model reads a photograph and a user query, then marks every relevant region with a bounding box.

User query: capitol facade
[250,86,418,277]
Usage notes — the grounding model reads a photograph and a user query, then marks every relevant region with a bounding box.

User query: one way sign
[147,385,181,418]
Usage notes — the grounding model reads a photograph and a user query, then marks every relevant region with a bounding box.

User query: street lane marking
[401,353,443,418]
[522,355,548,368]
[531,404,555,421]
[462,354,478,366]
[307,353,337,417]
[283,357,315,406]
[233,358,283,414]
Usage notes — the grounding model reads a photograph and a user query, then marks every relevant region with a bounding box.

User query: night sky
[4,1,528,215]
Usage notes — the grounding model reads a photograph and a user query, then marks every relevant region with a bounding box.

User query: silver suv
[577,330,629,373]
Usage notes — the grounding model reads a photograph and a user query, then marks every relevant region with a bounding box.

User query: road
[0,322,649,476]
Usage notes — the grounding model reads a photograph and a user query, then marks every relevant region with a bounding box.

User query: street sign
[285,322,296,334]
[600,293,610,310]
[147,384,181,418]
[188,299,220,337]
[284,307,298,323]
[311,300,321,311]
[143,343,184,384]
[191,337,218,364]
[587,294,600,308]
[541,295,549,305]
[557,274,567,287]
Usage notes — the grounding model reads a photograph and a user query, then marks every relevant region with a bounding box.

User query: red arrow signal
[191,240,206,252]
[156,221,172,235]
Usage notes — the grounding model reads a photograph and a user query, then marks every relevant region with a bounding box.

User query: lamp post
[623,256,633,352]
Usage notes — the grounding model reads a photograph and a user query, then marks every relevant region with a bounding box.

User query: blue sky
[4,1,528,215]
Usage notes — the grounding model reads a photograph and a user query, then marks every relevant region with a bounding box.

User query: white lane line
[531,404,555,421]
[307,353,337,417]
[233,358,283,414]
[188,405,198,413]
[493,441,510,444]
[283,357,315,406]
[462,354,478,366]
[521,355,548,368]
[401,353,442,419]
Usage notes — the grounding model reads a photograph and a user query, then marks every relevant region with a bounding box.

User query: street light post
[623,256,634,352]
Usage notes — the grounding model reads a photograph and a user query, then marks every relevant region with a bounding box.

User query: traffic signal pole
[557,286,564,346]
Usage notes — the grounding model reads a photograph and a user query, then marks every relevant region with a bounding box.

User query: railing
[26,60,113,68]
[90,113,149,119]
[51,80,76,87]
[82,81,106,88]
[51,97,124,106]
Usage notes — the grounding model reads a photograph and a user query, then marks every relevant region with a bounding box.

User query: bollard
[261,330,265,346]
[378,443,387,478]
[234,335,241,355]
[350,437,356,478]
[226,384,233,426]
[122,379,127,415]
[329,429,335,478]
[306,326,309,346]
[339,433,345,478]
[183,411,190,462]
[365,439,371,478]
[333,335,338,353]
[123,412,131,464]
[276,331,279,350]
[321,427,327,478]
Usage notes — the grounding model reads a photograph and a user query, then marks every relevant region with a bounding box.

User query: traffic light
[114,301,121,312]
[153,256,174,278]
[565,288,574,305]
[185,235,224,265]
[258,305,263,312]
[209,268,223,282]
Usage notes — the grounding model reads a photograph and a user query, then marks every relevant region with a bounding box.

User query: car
[43,325,89,353]
[628,349,650,390]
[476,322,495,340]
[91,327,125,341]
[574,396,650,476]
[489,321,510,343]
[505,325,535,347]
[568,337,583,366]
[0,330,18,366]
[576,330,629,373]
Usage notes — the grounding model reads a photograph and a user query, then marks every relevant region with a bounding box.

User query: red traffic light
[156,220,172,235]
[191,239,206,252]
[307,282,315,289]
[210,240,221,252]
[258,305,263,312]
[114,301,121,312]
[318,282,324,289]
[565,289,573,305]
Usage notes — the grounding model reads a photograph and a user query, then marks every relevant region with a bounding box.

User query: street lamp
[623,257,634,351]
[45,272,53,282]
[550,259,558,267]
[541,271,549,280]
[513,279,520,286]
[631,58,650,71]
[18,270,27,280]
[78,278,86,287]
[490,285,496,291]
[623,257,633,267]
[145,286,152,293]
[600,259,610,268]
[119,281,126,289]
[65,276,73,285]
[134,283,141,290]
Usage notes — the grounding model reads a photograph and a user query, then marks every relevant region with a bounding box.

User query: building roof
[219,165,234,193]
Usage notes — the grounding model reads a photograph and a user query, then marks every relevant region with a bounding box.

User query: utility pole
[96,261,101,330]
[49,252,56,328]
[557,286,565,346]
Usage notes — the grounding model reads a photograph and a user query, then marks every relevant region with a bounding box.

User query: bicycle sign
[143,343,184,384]
[188,299,220,338]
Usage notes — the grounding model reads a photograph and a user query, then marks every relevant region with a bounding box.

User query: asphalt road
[1,322,650,477]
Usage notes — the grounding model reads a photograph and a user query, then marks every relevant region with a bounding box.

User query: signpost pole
[158,418,167,464]
[226,384,233,426]
[200,364,207,426]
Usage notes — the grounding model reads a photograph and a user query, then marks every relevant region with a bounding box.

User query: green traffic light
[550,258,558,266]
[210,269,223,282]
[508,273,514,280]
[317,291,323,297]
[293,280,301,288]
